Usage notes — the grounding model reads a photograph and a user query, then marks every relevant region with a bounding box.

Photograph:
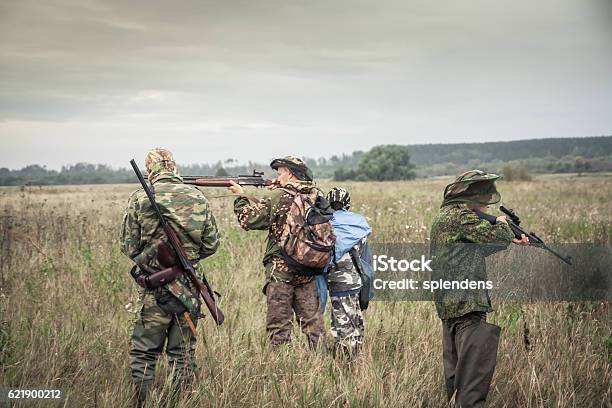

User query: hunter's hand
[513,234,530,245]
[496,215,508,225]
[228,180,245,195]
[267,179,280,190]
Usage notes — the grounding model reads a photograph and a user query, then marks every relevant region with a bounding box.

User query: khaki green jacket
[429,204,514,320]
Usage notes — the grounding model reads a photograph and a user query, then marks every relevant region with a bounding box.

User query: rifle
[474,206,572,265]
[349,247,371,311]
[182,170,274,188]
[130,159,225,325]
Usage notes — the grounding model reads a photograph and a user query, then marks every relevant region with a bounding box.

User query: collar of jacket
[280,180,316,193]
[151,170,183,184]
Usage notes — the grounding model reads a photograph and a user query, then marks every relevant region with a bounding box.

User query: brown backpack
[276,188,335,276]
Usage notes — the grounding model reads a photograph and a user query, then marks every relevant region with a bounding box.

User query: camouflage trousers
[130,292,197,404]
[330,293,364,354]
[265,280,325,348]
[442,312,500,408]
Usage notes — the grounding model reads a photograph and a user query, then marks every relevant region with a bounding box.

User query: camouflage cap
[270,155,313,181]
[442,169,501,207]
[444,170,500,197]
[145,147,179,182]
[327,187,351,210]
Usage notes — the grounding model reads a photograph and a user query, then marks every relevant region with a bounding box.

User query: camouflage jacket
[233,182,317,286]
[327,239,365,295]
[121,171,220,313]
[429,204,514,320]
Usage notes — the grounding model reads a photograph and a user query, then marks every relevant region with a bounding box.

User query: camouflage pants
[130,293,197,404]
[330,293,364,350]
[442,312,500,408]
[265,280,325,348]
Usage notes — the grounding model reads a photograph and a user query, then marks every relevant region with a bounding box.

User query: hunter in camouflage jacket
[233,179,317,286]
[121,149,220,314]
[429,203,514,320]
[230,156,325,347]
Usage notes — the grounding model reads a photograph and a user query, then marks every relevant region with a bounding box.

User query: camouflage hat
[444,170,499,197]
[270,155,313,181]
[145,147,178,181]
[442,169,501,207]
[327,187,351,210]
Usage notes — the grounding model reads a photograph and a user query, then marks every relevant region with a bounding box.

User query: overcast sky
[1,0,611,169]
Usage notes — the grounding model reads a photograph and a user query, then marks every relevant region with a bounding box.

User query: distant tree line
[405,136,612,166]
[0,164,134,186]
[333,136,612,180]
[417,155,612,179]
[0,161,270,186]
[1,136,610,185]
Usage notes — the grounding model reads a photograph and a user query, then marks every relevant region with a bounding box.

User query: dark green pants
[442,312,500,408]
[129,293,197,403]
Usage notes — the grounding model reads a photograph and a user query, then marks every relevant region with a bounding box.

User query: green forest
[1,136,610,186]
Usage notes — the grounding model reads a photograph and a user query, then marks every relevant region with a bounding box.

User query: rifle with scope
[474,206,572,265]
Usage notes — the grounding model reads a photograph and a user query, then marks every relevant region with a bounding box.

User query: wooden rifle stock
[182,171,273,188]
[166,227,225,325]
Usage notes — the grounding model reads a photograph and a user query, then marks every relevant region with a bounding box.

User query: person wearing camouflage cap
[322,187,371,359]
[228,155,325,348]
[121,147,220,405]
[429,170,528,408]
[270,155,314,182]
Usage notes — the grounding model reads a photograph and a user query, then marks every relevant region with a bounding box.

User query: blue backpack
[317,210,374,312]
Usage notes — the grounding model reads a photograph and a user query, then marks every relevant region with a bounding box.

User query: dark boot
[133,381,151,408]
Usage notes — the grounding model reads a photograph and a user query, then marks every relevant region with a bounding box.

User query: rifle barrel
[183,176,271,188]
[473,207,572,266]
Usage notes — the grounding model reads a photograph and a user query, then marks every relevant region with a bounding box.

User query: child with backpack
[317,187,373,358]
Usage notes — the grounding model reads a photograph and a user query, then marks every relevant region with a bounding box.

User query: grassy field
[0,175,610,407]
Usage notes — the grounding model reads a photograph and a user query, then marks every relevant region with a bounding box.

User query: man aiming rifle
[228,156,328,349]
[430,170,529,408]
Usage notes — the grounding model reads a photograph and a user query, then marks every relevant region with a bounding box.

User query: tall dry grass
[0,175,610,407]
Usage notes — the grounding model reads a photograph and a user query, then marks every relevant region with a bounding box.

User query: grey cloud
[0,0,610,169]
